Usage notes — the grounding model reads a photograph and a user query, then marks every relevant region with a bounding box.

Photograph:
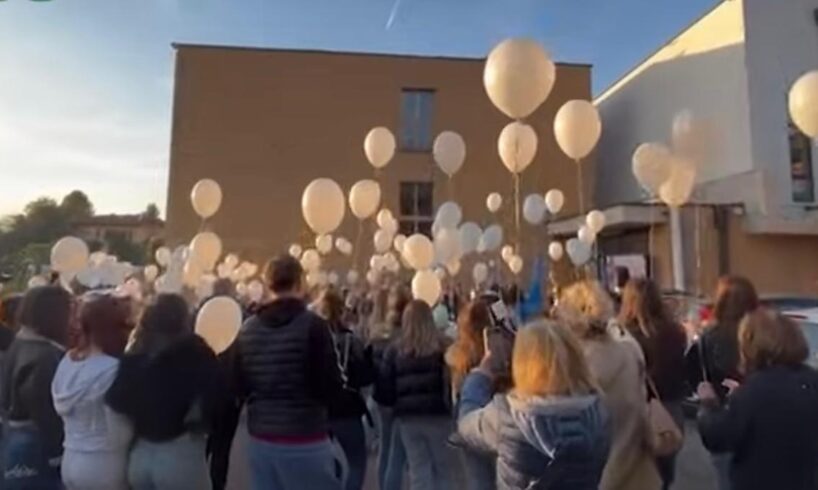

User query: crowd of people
[0,253,817,490]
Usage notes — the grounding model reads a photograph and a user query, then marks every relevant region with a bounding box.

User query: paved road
[227,416,717,490]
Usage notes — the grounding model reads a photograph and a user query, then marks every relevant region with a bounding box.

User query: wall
[594,0,755,208]
[166,46,593,277]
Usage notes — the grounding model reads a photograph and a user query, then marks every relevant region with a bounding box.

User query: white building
[587,0,818,295]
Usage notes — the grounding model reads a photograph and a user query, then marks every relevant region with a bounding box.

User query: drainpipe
[670,207,686,292]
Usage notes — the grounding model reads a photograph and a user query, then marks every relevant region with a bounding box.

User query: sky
[0,0,717,217]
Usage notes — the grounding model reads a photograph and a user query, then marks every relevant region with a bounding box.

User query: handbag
[646,376,684,457]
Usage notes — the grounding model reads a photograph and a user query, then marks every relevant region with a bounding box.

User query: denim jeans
[378,406,407,490]
[459,448,495,490]
[398,416,457,490]
[711,452,732,490]
[128,434,212,490]
[1,424,62,490]
[331,418,367,490]
[247,436,342,490]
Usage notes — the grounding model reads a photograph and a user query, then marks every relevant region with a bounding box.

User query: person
[558,280,661,490]
[52,293,135,490]
[618,278,688,490]
[106,293,227,490]
[235,255,344,490]
[0,294,22,355]
[457,320,611,489]
[686,275,758,490]
[1,285,72,489]
[376,299,456,490]
[445,298,497,490]
[315,288,376,490]
[697,309,818,490]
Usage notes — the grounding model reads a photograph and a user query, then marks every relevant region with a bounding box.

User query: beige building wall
[166,45,593,278]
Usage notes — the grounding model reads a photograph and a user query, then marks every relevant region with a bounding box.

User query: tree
[143,203,161,221]
[60,190,94,221]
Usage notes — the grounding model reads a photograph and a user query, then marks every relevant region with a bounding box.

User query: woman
[618,278,688,490]
[106,294,227,490]
[1,285,72,489]
[686,275,758,490]
[558,280,661,490]
[698,310,818,490]
[457,320,611,489]
[377,300,456,490]
[445,299,497,490]
[52,293,134,490]
[315,288,375,490]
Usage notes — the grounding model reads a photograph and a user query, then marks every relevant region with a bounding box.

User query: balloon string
[353,220,364,271]
[576,160,585,215]
[648,204,655,280]
[514,173,521,253]
[695,202,702,298]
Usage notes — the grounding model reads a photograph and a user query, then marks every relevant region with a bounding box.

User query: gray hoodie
[51,353,132,453]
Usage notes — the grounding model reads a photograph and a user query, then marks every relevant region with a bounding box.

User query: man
[236,255,344,490]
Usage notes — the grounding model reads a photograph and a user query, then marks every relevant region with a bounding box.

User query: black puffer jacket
[236,298,343,438]
[375,344,450,416]
[686,324,741,401]
[330,326,375,420]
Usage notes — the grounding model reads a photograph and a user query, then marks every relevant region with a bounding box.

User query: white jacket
[51,353,132,453]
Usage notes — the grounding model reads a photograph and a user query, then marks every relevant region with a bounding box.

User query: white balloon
[436,201,462,230]
[508,255,524,275]
[191,179,223,219]
[501,245,514,263]
[498,121,538,174]
[544,189,565,215]
[143,265,159,283]
[364,127,396,169]
[328,271,340,286]
[301,249,322,272]
[632,143,673,194]
[373,229,393,254]
[235,282,248,297]
[472,262,488,285]
[247,280,265,303]
[458,222,481,255]
[486,193,503,213]
[316,234,334,255]
[349,180,382,220]
[189,232,222,271]
[216,263,232,280]
[402,234,435,271]
[586,210,607,234]
[659,156,698,208]
[376,209,394,229]
[484,38,556,119]
[446,259,462,276]
[393,234,407,253]
[366,269,380,286]
[554,100,602,160]
[523,194,546,225]
[183,259,204,287]
[302,178,346,235]
[51,237,89,274]
[335,237,352,256]
[433,131,466,177]
[411,269,442,306]
[578,225,596,245]
[346,270,360,285]
[386,253,401,273]
[478,225,504,252]
[790,70,818,138]
[567,238,592,266]
[289,244,303,259]
[548,242,564,261]
[434,228,462,265]
[224,253,240,269]
[195,296,242,354]
[155,247,171,267]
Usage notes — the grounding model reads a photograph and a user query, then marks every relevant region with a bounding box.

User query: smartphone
[486,297,517,335]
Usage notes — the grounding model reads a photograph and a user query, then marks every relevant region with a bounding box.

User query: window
[400,89,435,152]
[399,181,434,236]
[789,122,815,203]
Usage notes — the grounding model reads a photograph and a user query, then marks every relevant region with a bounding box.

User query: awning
[547,204,668,237]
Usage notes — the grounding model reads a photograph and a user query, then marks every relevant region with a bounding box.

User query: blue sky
[0,0,717,216]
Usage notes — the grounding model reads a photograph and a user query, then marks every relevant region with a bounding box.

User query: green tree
[143,203,161,221]
[60,190,94,221]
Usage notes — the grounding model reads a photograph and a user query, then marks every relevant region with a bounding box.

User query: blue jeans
[1,424,62,490]
[459,449,495,490]
[128,434,211,490]
[331,418,367,490]
[711,452,732,490]
[247,437,342,490]
[398,416,456,490]
[378,407,407,490]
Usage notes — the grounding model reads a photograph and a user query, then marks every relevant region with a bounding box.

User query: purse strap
[646,374,662,402]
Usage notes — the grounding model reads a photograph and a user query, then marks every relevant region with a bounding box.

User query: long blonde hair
[397,300,447,357]
[513,320,598,398]
[557,280,614,339]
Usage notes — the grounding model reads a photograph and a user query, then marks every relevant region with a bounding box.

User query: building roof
[171,42,593,69]
[72,214,164,228]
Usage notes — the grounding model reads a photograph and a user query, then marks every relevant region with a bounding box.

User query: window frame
[399,181,434,237]
[399,88,436,153]
[788,121,816,204]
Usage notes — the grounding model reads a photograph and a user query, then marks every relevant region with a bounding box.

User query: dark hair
[446,299,492,393]
[315,288,345,330]
[713,276,758,333]
[619,278,674,338]
[18,286,73,345]
[130,294,191,354]
[73,294,133,359]
[264,255,303,294]
[212,278,235,297]
[1,294,24,331]
[739,309,808,373]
